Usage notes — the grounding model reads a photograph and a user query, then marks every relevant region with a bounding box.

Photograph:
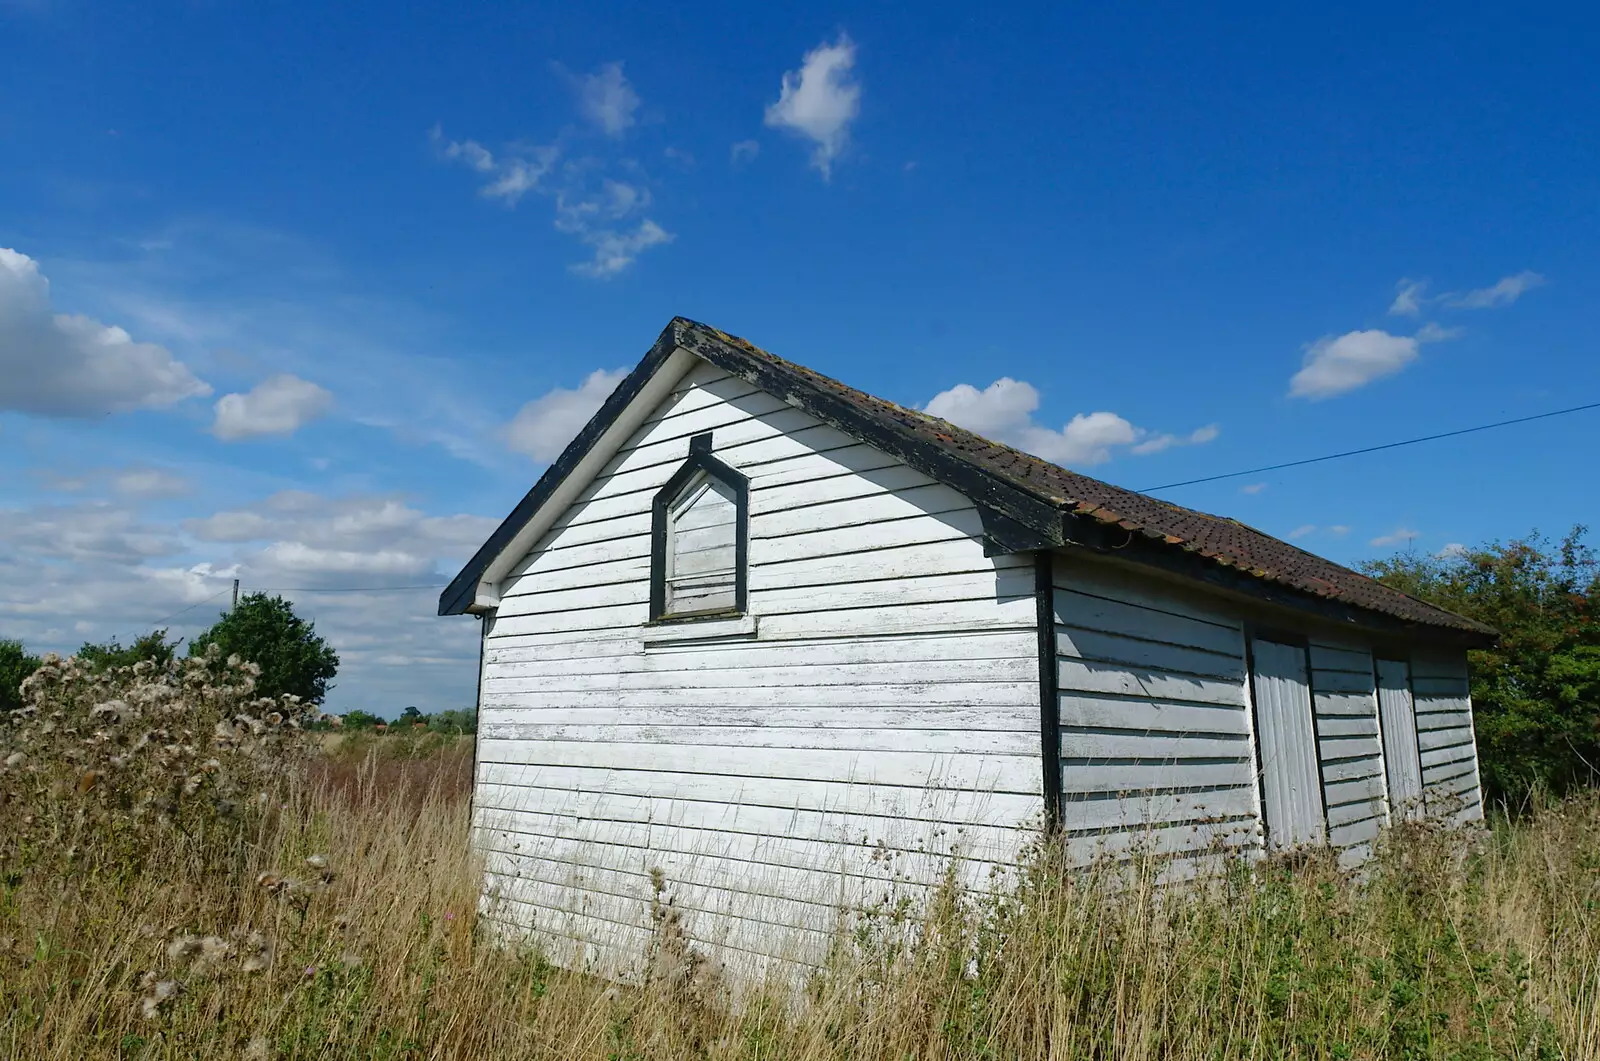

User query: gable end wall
[473,359,1045,972]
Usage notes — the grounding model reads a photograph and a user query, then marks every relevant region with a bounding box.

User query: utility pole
[232,579,240,611]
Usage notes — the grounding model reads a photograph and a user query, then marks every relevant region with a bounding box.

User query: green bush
[191,593,340,706]
[1364,525,1600,806]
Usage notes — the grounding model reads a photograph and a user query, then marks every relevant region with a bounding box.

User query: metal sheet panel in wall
[1251,638,1326,850]
[1377,658,1425,821]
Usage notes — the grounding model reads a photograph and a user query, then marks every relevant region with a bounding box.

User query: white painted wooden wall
[1051,557,1263,877]
[474,359,1045,972]
[1410,649,1485,823]
[1306,641,1389,866]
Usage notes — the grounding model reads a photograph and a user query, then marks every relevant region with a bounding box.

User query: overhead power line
[1139,399,1600,494]
[145,583,446,632]
[256,583,450,594]
[148,588,232,630]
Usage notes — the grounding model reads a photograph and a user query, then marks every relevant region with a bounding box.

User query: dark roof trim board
[442,317,1495,646]
[438,331,697,616]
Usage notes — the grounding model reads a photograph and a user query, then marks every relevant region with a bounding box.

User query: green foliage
[1363,526,1600,806]
[425,708,476,736]
[329,707,474,734]
[190,593,340,706]
[76,629,179,673]
[0,639,41,715]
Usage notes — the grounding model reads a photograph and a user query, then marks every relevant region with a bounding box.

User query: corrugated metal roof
[694,320,1493,638]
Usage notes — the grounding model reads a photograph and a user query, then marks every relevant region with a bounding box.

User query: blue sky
[3,2,1596,714]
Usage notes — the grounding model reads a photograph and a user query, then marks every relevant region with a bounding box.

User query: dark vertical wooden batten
[1035,551,1062,828]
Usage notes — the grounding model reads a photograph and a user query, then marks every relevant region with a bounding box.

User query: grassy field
[3,742,1599,1059]
[2,654,1598,1059]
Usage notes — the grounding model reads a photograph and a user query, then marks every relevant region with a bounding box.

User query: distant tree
[1,639,41,715]
[399,706,424,727]
[77,629,181,673]
[190,594,340,705]
[340,710,382,730]
[1363,526,1600,806]
[427,708,477,736]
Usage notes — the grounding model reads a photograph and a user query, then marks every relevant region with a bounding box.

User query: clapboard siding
[476,359,1043,967]
[1308,638,1388,859]
[1052,556,1263,866]
[1410,649,1484,823]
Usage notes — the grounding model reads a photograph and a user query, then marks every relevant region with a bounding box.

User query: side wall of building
[1051,553,1483,873]
[1050,555,1263,876]
[474,359,1045,972]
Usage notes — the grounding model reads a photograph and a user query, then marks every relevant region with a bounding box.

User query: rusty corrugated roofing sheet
[695,320,1492,638]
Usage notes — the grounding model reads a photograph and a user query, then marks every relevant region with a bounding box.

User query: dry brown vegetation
[3,655,1599,1059]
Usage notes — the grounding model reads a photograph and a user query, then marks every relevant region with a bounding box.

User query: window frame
[648,434,749,622]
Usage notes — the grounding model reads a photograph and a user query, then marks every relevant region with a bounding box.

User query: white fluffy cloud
[574,61,641,137]
[184,492,494,586]
[1442,270,1546,309]
[1436,542,1468,559]
[923,377,1217,467]
[1289,320,1459,401]
[764,34,861,178]
[1289,330,1419,400]
[503,368,629,462]
[0,490,497,714]
[0,247,211,416]
[212,374,333,440]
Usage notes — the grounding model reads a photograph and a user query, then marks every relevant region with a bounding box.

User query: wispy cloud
[1239,482,1267,495]
[113,467,190,499]
[432,74,673,279]
[1441,270,1546,310]
[430,126,558,206]
[1389,271,1545,316]
[1370,526,1419,548]
[730,139,761,166]
[1436,542,1468,558]
[764,34,861,178]
[569,220,673,279]
[1389,278,1428,317]
[1131,424,1220,455]
[923,377,1218,467]
[502,368,629,461]
[567,61,641,137]
[1288,524,1317,539]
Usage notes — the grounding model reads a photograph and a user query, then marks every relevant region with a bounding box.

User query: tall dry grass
[3,661,1599,1059]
